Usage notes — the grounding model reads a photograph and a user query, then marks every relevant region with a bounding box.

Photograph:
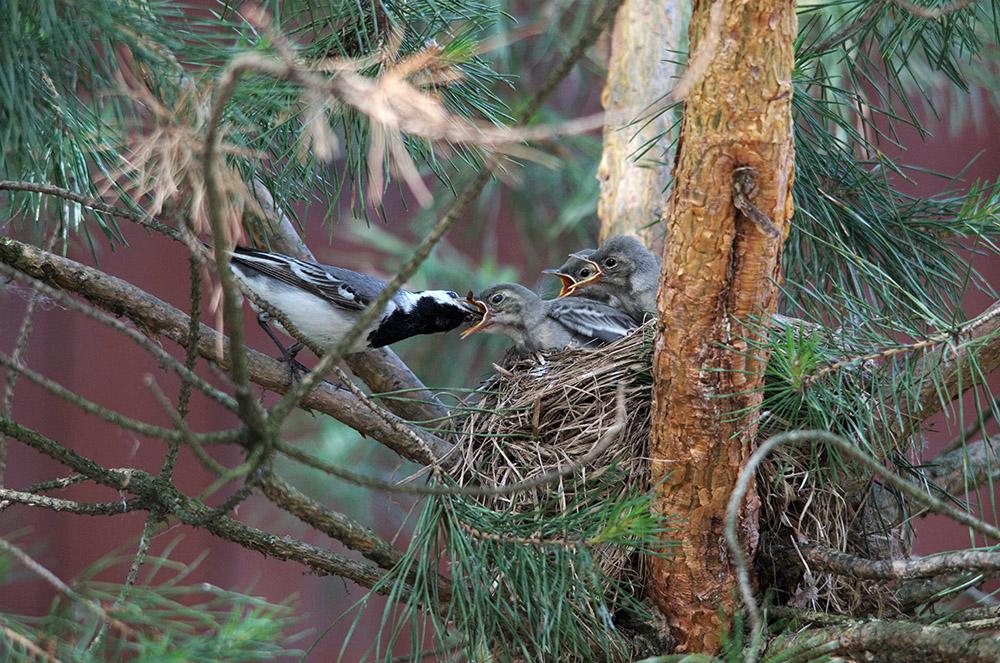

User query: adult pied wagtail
[227,245,478,360]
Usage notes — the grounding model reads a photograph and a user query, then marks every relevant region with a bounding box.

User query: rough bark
[647,0,796,652]
[596,0,682,246]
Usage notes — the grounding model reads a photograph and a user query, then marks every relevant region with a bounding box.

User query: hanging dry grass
[453,321,912,615]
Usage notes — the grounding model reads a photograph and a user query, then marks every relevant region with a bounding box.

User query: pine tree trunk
[647,0,797,653]
[596,0,682,246]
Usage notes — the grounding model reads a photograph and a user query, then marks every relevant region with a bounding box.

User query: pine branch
[874,299,1000,447]
[802,545,1000,581]
[926,433,1000,495]
[0,418,401,596]
[258,470,403,570]
[770,620,1000,663]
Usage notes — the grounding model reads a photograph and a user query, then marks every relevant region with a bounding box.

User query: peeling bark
[596,0,682,247]
[647,0,796,652]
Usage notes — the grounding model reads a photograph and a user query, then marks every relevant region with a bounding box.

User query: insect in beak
[460,294,491,338]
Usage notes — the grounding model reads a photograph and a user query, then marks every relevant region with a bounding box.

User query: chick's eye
[491,294,504,304]
[579,268,592,278]
[604,257,618,268]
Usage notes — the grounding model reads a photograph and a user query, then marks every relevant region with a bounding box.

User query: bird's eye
[491,294,504,304]
[604,257,618,268]
[579,268,592,278]
[446,291,458,298]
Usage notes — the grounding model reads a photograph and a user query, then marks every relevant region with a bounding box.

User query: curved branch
[874,299,1000,447]
[803,545,1000,581]
[0,236,453,465]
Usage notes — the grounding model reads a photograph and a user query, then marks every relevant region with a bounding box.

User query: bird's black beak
[542,268,576,298]
[562,254,603,297]
[457,291,485,320]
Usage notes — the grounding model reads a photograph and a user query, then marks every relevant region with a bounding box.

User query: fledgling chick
[460,283,637,356]
[542,249,618,306]
[564,235,660,322]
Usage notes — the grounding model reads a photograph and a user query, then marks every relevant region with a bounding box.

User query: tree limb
[874,299,1000,448]
[770,620,1000,663]
[802,545,1000,581]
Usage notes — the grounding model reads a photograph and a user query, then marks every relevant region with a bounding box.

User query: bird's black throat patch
[366,296,470,348]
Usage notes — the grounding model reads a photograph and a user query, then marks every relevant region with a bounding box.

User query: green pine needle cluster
[341,467,676,663]
[0,547,302,663]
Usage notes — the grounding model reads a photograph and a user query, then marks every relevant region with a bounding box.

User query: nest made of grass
[453,321,911,616]
[454,323,655,583]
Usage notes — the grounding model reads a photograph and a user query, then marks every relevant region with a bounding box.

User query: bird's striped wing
[547,299,638,344]
[230,248,376,311]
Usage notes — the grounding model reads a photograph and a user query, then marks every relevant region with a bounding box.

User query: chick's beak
[460,295,491,338]
[563,254,603,297]
[542,269,576,298]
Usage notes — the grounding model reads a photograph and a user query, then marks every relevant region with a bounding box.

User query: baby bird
[564,235,660,322]
[460,283,637,356]
[542,249,618,306]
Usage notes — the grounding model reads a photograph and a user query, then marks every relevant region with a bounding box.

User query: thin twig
[0,256,237,412]
[203,57,272,440]
[808,0,887,54]
[0,350,236,444]
[0,488,146,515]
[0,537,111,622]
[0,180,182,241]
[890,0,977,19]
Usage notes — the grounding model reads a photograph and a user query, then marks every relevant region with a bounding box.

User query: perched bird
[226,245,479,359]
[541,249,617,306]
[460,283,638,355]
[564,235,660,322]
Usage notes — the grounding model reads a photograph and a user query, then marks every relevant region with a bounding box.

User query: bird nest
[453,324,655,588]
[453,321,911,617]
